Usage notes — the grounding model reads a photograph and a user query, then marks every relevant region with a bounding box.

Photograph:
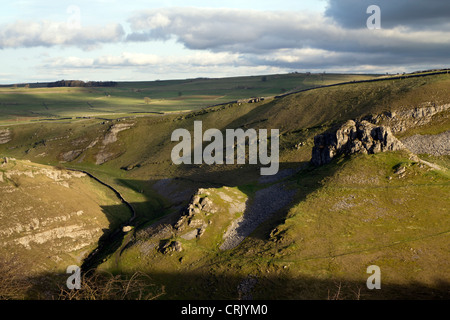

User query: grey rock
[0,129,12,144]
[161,240,183,254]
[401,130,450,156]
[173,241,182,252]
[188,219,204,228]
[395,166,406,175]
[61,149,83,162]
[367,104,450,133]
[174,216,188,231]
[192,195,201,205]
[201,197,218,213]
[122,226,133,233]
[311,120,404,166]
[180,229,199,240]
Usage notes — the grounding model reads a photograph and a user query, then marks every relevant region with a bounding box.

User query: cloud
[124,6,450,71]
[39,51,281,81]
[4,3,450,82]
[0,20,125,50]
[126,7,327,53]
[325,0,450,30]
[43,51,243,69]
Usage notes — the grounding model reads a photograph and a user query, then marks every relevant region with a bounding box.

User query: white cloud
[43,51,243,69]
[50,56,95,67]
[0,20,125,50]
[146,12,171,29]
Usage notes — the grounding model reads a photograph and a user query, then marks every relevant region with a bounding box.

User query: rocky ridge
[367,103,450,133]
[311,120,404,166]
[311,104,449,166]
[0,129,11,144]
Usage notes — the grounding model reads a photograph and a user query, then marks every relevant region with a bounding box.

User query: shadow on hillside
[77,157,324,271]
[79,155,343,274]
[23,268,450,300]
[8,147,450,300]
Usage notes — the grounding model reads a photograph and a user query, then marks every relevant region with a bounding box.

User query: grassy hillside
[0,158,134,298]
[0,70,448,299]
[0,72,377,125]
[110,150,449,300]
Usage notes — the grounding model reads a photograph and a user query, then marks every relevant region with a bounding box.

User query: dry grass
[0,257,32,300]
[58,269,165,300]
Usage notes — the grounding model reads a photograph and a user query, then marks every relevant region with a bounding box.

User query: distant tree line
[47,80,117,87]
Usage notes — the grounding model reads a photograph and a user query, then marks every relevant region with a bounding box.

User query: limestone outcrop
[0,129,11,144]
[401,130,450,156]
[174,189,220,240]
[311,120,404,166]
[95,122,134,165]
[366,103,450,133]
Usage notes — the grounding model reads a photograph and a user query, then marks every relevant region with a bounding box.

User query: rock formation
[311,120,404,166]
[172,189,217,240]
[0,129,11,144]
[95,122,134,164]
[366,103,450,133]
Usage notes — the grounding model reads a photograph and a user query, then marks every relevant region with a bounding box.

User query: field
[0,72,378,125]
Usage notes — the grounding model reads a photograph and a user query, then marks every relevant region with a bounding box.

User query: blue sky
[1,0,449,84]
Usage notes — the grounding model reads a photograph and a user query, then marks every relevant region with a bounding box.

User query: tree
[144,97,151,104]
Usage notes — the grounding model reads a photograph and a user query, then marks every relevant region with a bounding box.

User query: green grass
[102,150,449,299]
[0,72,378,124]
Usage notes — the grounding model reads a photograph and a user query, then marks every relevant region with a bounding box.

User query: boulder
[122,226,133,233]
[160,240,183,254]
[192,195,201,205]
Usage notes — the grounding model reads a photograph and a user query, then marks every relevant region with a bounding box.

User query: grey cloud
[125,7,450,69]
[250,50,447,71]
[325,0,450,30]
[127,8,322,53]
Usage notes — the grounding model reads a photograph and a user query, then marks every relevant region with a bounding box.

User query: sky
[1,0,450,84]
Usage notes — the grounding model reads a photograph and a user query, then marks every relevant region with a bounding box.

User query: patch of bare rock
[0,129,12,144]
[401,131,450,156]
[219,183,295,251]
